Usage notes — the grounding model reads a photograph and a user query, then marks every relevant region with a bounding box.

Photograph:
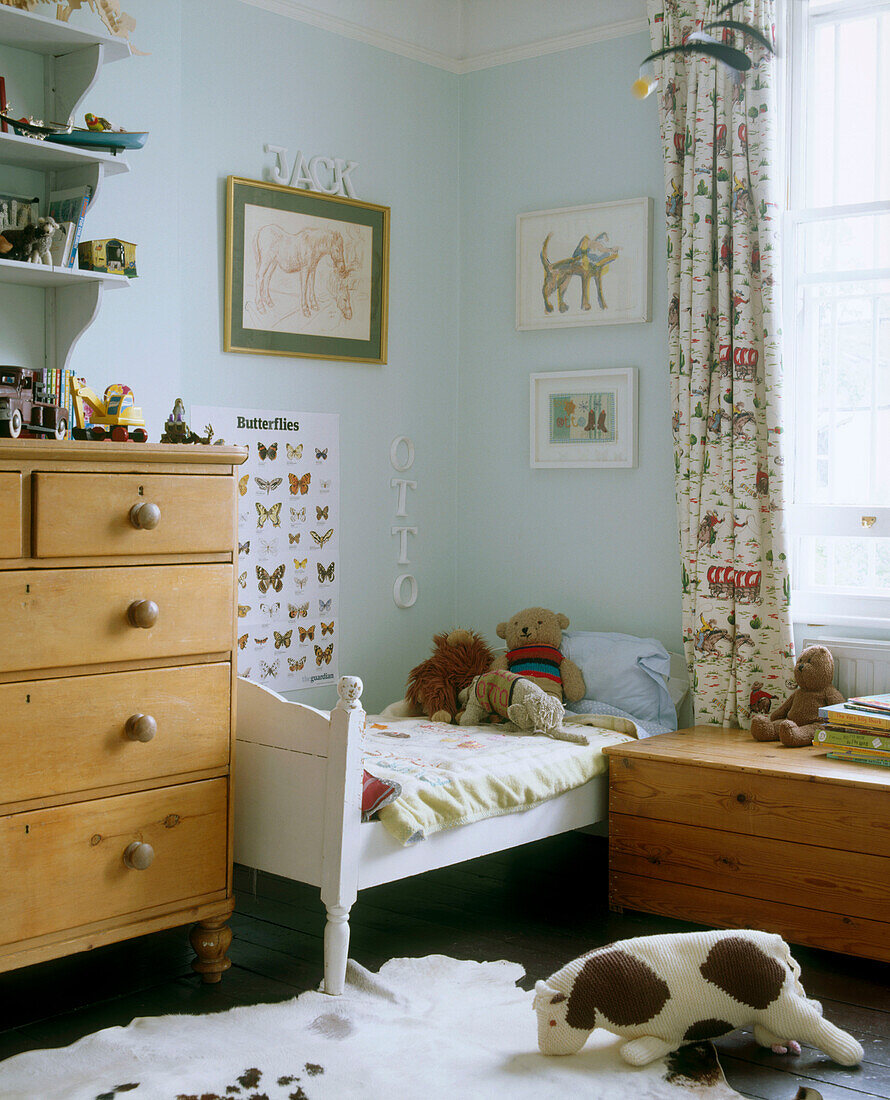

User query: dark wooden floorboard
[1,833,888,1100]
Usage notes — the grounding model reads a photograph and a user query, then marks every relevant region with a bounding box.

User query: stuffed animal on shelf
[0,216,60,265]
[750,644,844,747]
[534,929,863,1068]
[491,606,585,704]
[405,628,494,724]
[458,669,586,744]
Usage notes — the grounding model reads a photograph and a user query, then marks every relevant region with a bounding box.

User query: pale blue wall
[456,35,683,654]
[50,0,462,712]
[1,4,683,706]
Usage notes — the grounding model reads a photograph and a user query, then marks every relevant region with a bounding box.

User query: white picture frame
[530,368,638,469]
[516,198,652,330]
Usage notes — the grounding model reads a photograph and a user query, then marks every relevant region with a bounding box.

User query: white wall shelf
[0,131,130,175]
[0,6,134,379]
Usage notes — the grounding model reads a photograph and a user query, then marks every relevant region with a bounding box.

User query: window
[786,0,890,623]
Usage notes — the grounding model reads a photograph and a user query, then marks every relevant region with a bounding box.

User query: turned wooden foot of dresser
[0,440,247,983]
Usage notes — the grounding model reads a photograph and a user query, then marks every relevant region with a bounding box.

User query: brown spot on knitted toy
[405,628,494,724]
[566,948,670,1030]
[682,1018,735,1041]
[699,936,784,1009]
[750,645,844,748]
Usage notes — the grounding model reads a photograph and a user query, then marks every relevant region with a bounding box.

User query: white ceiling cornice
[237,0,647,74]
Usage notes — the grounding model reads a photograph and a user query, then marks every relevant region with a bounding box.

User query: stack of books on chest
[816,695,890,769]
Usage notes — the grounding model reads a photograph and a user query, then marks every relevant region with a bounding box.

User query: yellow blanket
[363,713,636,844]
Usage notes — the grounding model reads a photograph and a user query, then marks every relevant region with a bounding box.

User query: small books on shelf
[47,186,91,267]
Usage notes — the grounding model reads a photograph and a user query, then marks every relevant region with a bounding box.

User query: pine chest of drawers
[0,440,247,981]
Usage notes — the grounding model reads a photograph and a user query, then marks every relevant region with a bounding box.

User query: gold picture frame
[225,176,389,364]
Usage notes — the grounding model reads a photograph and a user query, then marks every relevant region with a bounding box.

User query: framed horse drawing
[225,176,389,363]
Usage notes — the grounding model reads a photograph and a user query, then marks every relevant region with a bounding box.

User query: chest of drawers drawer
[32,472,235,558]
[0,663,231,804]
[0,563,233,674]
[0,778,229,948]
[0,471,22,558]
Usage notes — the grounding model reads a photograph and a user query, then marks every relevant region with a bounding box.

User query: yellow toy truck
[70,378,148,442]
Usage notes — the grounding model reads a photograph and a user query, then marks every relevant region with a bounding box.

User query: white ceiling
[237,0,648,73]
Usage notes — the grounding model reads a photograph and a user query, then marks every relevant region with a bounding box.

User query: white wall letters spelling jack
[390,436,418,609]
[264,144,359,198]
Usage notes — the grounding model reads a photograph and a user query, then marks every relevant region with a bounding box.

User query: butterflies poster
[193,404,340,690]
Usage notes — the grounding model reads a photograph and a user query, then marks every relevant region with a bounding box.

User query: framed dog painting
[516,198,651,330]
[225,176,390,363]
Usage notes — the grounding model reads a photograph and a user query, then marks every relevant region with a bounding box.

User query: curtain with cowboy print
[648,0,794,726]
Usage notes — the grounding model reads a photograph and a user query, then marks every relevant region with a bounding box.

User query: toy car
[0,367,69,439]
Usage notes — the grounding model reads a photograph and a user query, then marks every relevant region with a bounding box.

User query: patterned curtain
[648,0,795,726]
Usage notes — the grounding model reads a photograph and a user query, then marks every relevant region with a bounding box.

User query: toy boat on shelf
[0,113,147,152]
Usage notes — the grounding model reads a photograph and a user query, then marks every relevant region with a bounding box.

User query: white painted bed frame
[234,661,688,996]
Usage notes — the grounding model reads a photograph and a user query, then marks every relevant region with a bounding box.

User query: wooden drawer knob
[125,713,157,742]
[127,599,159,629]
[123,841,154,870]
[129,501,161,530]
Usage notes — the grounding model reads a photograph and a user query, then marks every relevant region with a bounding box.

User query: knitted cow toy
[458,669,587,744]
[534,929,863,1068]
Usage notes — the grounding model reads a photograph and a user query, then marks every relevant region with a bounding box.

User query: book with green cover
[815,727,890,752]
[818,702,890,731]
[826,750,890,769]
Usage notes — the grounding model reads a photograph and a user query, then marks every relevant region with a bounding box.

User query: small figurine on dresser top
[750,644,844,747]
[159,398,223,445]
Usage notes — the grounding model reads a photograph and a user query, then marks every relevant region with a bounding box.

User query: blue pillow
[562,631,677,730]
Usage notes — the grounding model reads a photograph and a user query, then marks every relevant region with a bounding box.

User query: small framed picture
[530,368,638,469]
[225,176,389,364]
[516,198,651,330]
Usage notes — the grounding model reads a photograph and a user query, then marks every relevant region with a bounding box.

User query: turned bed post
[320,675,364,995]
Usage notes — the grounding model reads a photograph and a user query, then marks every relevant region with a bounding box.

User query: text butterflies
[291,507,306,523]
[298,625,315,642]
[318,598,332,613]
[239,540,250,556]
[315,447,328,461]
[294,576,308,591]
[319,479,331,493]
[255,501,282,528]
[289,533,301,544]
[314,643,334,666]
[289,602,309,618]
[253,636,268,646]
[286,442,303,461]
[259,601,280,617]
[321,621,334,636]
[238,604,251,618]
[256,563,285,593]
[257,441,278,461]
[274,630,293,649]
[255,476,283,495]
[239,571,247,588]
[317,561,335,583]
[310,527,333,548]
[293,557,308,570]
[288,656,306,671]
[238,473,249,496]
[238,633,248,650]
[259,536,278,555]
[260,659,280,679]
[316,506,329,521]
[289,471,311,495]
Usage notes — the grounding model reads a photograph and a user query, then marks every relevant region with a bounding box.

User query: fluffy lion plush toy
[491,606,585,704]
[405,628,494,724]
[750,645,844,747]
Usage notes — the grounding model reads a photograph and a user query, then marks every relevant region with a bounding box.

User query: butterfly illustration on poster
[390,436,418,609]
[192,404,340,690]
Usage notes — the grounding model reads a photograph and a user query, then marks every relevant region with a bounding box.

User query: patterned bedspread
[362,713,636,844]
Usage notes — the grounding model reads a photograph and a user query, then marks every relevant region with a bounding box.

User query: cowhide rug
[0,955,822,1100]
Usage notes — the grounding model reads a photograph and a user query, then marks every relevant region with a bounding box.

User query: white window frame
[784,0,890,627]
